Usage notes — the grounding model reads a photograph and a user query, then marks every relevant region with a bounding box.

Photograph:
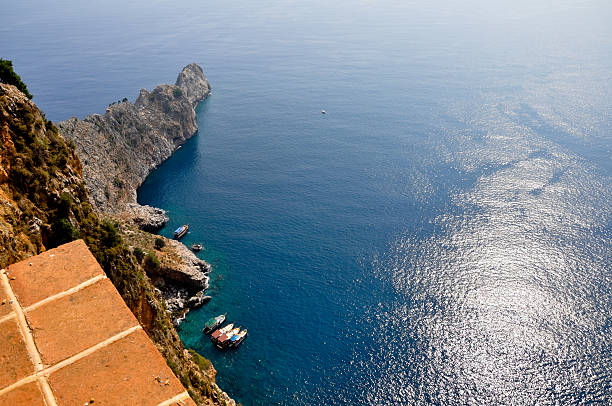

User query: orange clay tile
[0,381,46,406]
[0,318,34,389]
[0,240,195,405]
[48,329,187,406]
[26,278,139,366]
[0,283,12,318]
[7,239,104,308]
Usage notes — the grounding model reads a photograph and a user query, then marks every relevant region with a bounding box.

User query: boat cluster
[202,314,247,350]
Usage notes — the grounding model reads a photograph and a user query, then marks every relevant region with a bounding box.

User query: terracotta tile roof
[0,240,194,406]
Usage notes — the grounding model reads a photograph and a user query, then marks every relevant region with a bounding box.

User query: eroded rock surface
[58,63,210,213]
[121,203,169,232]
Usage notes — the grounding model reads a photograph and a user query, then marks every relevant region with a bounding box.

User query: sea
[2,0,611,404]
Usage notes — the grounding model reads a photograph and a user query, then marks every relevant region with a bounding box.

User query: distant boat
[229,329,247,348]
[173,224,189,239]
[202,314,226,334]
[321,109,327,114]
[191,243,203,252]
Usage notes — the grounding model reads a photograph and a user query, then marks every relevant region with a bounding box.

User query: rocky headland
[58,64,213,320]
[58,63,210,213]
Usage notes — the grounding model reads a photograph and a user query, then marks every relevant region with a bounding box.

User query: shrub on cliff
[101,220,121,248]
[0,59,33,99]
[144,252,161,272]
[154,237,166,250]
[50,218,79,246]
[133,246,145,263]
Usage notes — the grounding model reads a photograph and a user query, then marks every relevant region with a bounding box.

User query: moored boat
[211,323,233,341]
[216,327,241,349]
[173,224,189,239]
[229,329,247,348]
[202,314,226,334]
[191,243,203,252]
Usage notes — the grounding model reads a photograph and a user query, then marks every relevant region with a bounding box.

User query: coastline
[0,77,235,405]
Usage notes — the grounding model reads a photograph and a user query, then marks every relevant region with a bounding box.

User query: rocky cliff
[59,64,214,319]
[0,77,234,406]
[58,63,210,213]
[0,82,88,264]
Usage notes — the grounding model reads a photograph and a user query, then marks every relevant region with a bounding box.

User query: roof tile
[7,240,104,308]
[27,278,139,366]
[48,329,187,406]
[0,318,34,388]
[0,240,195,405]
[0,381,46,405]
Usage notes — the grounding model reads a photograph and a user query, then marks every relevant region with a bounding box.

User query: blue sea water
[2,1,612,404]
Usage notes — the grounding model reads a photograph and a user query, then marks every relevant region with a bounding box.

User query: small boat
[216,327,241,349]
[191,243,204,252]
[321,109,327,114]
[229,329,247,348]
[211,323,233,341]
[173,224,189,239]
[202,314,226,334]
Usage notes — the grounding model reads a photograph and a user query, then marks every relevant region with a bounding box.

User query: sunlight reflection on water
[361,100,611,404]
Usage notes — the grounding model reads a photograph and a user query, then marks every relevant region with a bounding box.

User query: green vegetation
[100,220,121,248]
[188,349,212,371]
[113,176,125,188]
[173,87,183,98]
[51,218,79,246]
[154,237,166,250]
[132,246,145,263]
[108,98,128,107]
[143,251,161,271]
[0,58,33,99]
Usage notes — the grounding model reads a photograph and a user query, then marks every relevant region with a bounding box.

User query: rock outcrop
[58,63,210,213]
[176,63,212,107]
[121,203,169,232]
[116,214,212,320]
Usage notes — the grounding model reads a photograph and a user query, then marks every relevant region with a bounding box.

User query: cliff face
[58,63,210,212]
[0,82,88,265]
[0,79,234,406]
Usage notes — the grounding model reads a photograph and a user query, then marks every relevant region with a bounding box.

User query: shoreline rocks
[119,223,213,322]
[121,203,169,232]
